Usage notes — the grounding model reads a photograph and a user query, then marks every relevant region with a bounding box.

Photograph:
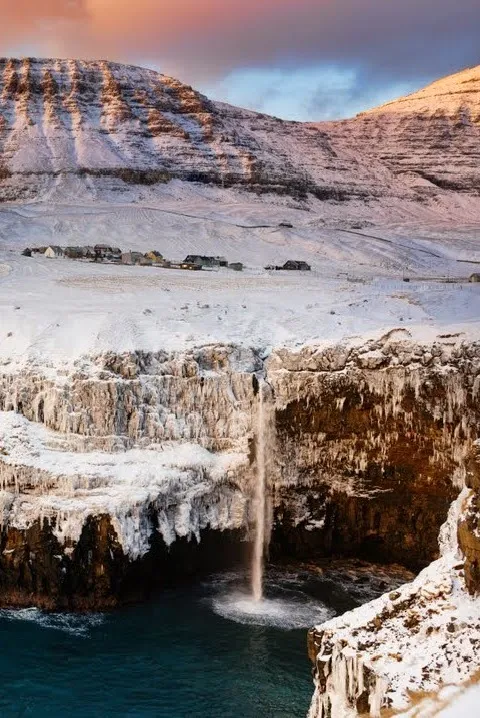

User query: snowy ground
[1,184,480,368]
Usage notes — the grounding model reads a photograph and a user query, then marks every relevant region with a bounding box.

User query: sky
[0,0,479,121]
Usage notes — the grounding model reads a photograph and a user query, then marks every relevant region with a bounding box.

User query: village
[20,244,312,272]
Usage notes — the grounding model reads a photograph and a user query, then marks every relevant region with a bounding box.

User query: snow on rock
[0,57,399,204]
[320,64,480,196]
[307,489,480,717]
[1,57,480,217]
[0,411,250,559]
[0,347,261,451]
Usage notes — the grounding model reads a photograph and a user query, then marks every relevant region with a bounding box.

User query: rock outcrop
[458,444,480,595]
[307,489,480,717]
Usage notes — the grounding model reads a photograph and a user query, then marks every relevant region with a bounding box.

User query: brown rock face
[0,515,246,610]
[268,339,480,572]
[458,446,480,594]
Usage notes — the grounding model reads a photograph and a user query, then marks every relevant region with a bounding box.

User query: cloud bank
[0,0,478,118]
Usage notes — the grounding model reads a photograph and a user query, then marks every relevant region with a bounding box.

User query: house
[81,246,95,259]
[122,251,144,265]
[94,244,114,260]
[184,255,228,268]
[64,246,83,259]
[107,247,122,261]
[229,262,244,272]
[469,273,480,283]
[21,248,32,257]
[184,255,213,267]
[145,250,164,264]
[44,246,64,258]
[264,260,312,271]
[282,260,311,271]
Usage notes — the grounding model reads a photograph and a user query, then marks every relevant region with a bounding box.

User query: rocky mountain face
[0,57,387,202]
[0,58,479,204]
[319,65,480,194]
[307,456,480,717]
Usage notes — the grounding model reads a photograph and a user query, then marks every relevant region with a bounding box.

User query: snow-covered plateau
[1,57,480,714]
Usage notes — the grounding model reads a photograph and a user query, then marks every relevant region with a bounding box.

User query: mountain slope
[319,65,480,193]
[0,57,399,202]
[0,58,479,204]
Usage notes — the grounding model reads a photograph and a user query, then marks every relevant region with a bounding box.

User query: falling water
[251,380,274,602]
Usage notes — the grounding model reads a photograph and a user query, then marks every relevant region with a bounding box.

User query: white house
[44,246,64,258]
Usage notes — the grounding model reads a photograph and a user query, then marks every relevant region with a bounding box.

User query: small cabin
[469,273,480,283]
[81,246,95,259]
[229,262,244,272]
[145,250,164,264]
[282,260,311,271]
[122,251,144,265]
[64,246,83,259]
[44,246,64,259]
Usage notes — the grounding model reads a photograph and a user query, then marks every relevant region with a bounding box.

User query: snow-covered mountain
[0,57,384,201]
[319,65,480,193]
[1,57,479,204]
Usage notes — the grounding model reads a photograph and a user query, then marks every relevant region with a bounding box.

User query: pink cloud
[0,0,478,85]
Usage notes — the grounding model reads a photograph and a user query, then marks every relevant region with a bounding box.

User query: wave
[0,607,104,636]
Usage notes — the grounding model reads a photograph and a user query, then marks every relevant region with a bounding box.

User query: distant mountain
[0,58,479,203]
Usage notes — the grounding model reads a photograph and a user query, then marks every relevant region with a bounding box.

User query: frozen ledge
[0,411,250,560]
[307,489,480,717]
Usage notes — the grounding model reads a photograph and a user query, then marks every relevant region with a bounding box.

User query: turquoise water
[0,567,393,718]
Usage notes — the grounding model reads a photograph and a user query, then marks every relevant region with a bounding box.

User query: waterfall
[251,379,274,602]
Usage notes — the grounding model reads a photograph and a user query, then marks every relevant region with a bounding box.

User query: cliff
[307,442,480,716]
[307,489,480,716]
[0,335,479,609]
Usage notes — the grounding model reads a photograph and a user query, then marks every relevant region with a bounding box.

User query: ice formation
[1,336,479,567]
[0,411,250,559]
[307,489,480,717]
